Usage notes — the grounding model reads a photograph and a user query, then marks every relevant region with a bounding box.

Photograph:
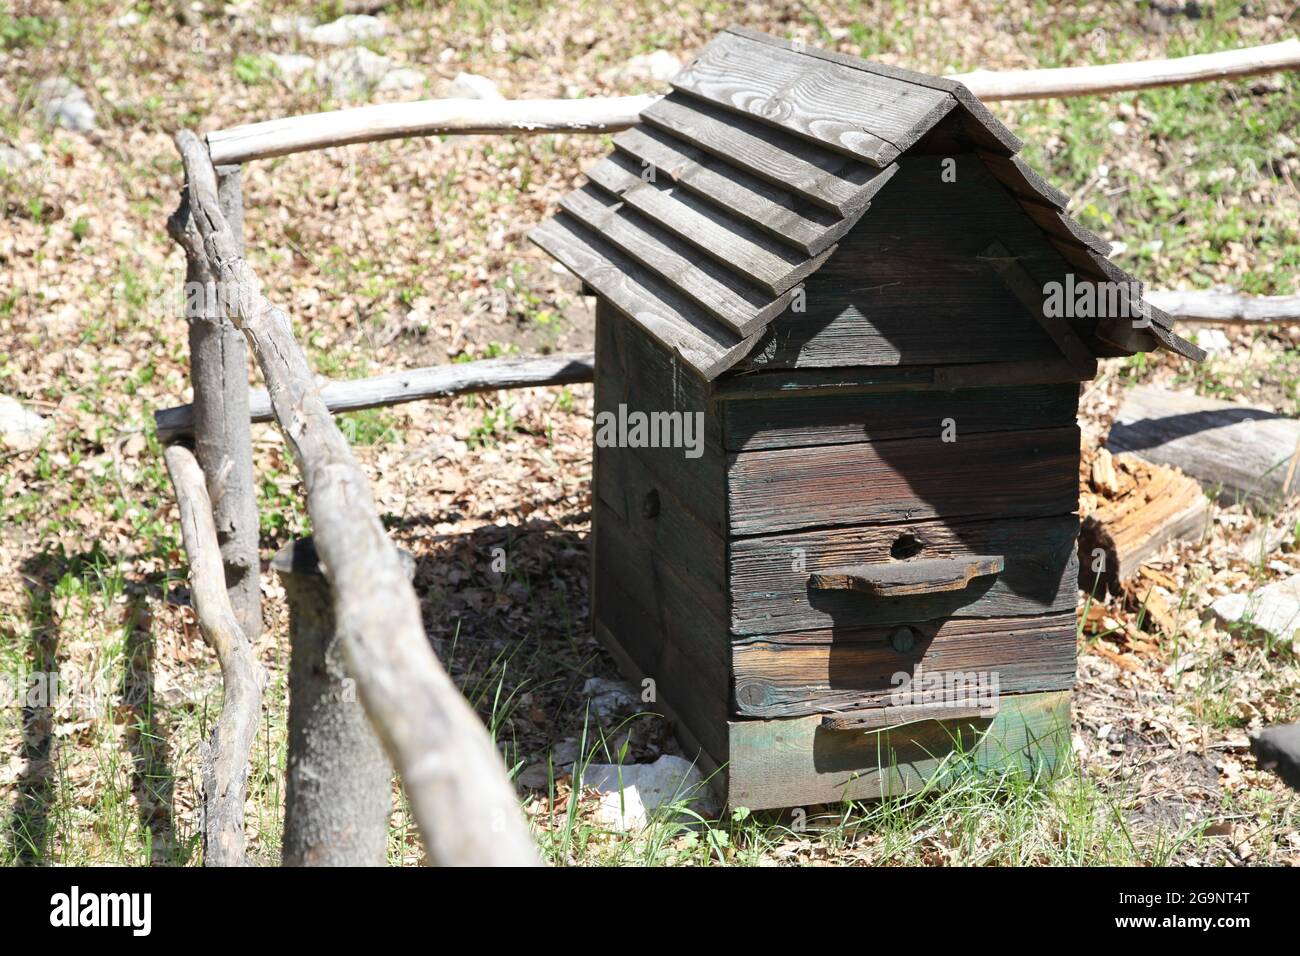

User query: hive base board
[726,690,1071,810]
[595,613,1070,811]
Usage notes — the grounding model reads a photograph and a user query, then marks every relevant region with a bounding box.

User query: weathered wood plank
[1019,198,1111,255]
[530,213,757,380]
[612,124,889,256]
[560,184,791,335]
[726,426,1081,536]
[810,555,1005,597]
[584,153,830,296]
[1078,450,1210,595]
[728,513,1080,635]
[594,304,727,533]
[640,94,881,215]
[1106,386,1300,504]
[712,360,1090,400]
[740,156,1068,370]
[726,690,1071,809]
[722,25,1023,155]
[976,151,1069,209]
[732,611,1077,718]
[721,383,1078,451]
[672,31,952,164]
[593,504,731,763]
[984,240,1098,373]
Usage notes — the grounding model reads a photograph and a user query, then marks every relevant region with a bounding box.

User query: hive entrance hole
[890,532,923,560]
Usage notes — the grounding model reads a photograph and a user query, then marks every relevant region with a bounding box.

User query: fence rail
[156,33,1300,865]
[206,39,1300,164]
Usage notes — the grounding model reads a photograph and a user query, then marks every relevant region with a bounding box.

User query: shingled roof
[530,25,1202,380]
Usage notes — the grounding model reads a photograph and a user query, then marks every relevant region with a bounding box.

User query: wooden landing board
[726,425,1081,536]
[726,691,1070,809]
[732,611,1077,718]
[729,512,1080,635]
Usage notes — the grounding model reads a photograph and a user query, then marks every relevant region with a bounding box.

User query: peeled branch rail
[1146,290,1300,325]
[207,95,659,163]
[164,444,266,867]
[155,352,595,442]
[152,283,1300,444]
[206,40,1300,164]
[949,37,1300,101]
[173,129,541,866]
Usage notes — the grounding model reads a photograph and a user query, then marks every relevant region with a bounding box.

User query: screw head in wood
[890,625,916,654]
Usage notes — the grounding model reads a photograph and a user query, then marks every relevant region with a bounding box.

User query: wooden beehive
[531,27,1203,809]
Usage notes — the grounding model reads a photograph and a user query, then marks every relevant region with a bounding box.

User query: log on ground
[1106,386,1300,506]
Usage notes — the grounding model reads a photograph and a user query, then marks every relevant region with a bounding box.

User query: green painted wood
[726,690,1071,809]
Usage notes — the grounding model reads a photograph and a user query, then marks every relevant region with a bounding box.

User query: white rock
[315,47,392,100]
[611,50,683,85]
[583,755,717,830]
[0,396,51,452]
[0,144,31,172]
[115,10,141,27]
[269,14,315,36]
[305,14,386,46]
[35,78,96,132]
[1195,328,1231,356]
[1211,574,1300,647]
[267,52,315,84]
[446,71,502,100]
[377,67,426,92]
[581,676,637,718]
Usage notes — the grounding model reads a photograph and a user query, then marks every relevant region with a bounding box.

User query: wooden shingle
[528,26,1198,379]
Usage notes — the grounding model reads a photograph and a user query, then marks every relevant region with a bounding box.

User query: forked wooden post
[275,536,403,867]
[172,129,540,866]
[168,164,262,642]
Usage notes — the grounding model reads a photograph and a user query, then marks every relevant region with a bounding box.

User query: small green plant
[233,53,275,87]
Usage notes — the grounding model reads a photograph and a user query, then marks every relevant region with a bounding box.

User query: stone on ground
[446,72,502,100]
[1211,574,1300,652]
[35,78,97,132]
[582,755,718,830]
[0,396,51,452]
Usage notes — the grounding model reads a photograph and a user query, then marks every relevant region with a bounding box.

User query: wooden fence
[155,37,1300,866]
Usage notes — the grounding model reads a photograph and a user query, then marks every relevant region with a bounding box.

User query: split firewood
[1078,448,1210,595]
